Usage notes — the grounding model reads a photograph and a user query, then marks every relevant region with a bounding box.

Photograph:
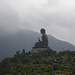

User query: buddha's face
[40,28,45,34]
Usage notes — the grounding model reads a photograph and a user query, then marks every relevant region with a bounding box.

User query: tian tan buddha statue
[33,28,48,48]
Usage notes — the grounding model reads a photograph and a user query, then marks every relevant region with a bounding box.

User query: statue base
[31,47,49,53]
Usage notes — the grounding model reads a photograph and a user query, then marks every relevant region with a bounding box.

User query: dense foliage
[0,48,75,75]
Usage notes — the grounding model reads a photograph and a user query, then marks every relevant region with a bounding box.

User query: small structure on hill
[31,28,49,53]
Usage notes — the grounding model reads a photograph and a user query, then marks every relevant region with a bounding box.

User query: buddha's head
[40,28,46,34]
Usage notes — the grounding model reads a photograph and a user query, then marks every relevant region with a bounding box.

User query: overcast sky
[0,0,75,45]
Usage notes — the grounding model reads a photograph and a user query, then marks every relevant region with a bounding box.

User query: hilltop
[0,48,75,75]
[0,29,75,61]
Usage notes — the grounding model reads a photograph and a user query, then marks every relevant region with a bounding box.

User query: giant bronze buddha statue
[33,28,48,48]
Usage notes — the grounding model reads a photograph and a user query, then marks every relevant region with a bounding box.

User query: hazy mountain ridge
[48,35,75,52]
[0,29,75,61]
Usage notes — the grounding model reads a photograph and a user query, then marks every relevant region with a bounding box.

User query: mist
[0,0,75,45]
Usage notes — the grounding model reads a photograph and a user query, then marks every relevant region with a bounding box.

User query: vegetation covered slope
[0,48,75,75]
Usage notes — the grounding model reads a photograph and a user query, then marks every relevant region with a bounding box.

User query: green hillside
[0,48,75,75]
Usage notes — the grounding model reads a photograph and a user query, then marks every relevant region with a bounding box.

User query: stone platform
[31,47,49,53]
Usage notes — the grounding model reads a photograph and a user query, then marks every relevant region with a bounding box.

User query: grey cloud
[0,1,22,35]
[0,0,75,45]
